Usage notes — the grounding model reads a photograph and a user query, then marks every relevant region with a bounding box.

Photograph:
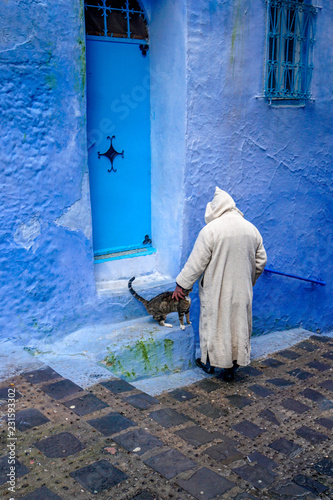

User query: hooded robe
[176,188,267,368]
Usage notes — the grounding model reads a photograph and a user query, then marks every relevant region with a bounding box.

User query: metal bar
[264,268,326,286]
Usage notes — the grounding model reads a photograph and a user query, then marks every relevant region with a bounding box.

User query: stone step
[94,273,177,326]
[99,314,195,381]
[23,313,195,383]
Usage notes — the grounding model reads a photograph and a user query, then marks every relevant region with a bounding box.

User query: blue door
[85,4,151,256]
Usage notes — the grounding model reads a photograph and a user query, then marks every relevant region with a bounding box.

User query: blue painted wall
[183,0,332,336]
[0,0,332,347]
[0,0,95,341]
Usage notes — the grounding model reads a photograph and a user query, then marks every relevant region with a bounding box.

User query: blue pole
[264,268,326,286]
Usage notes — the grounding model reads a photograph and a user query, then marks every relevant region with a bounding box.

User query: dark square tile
[266,378,294,387]
[112,428,164,455]
[0,387,22,401]
[100,378,136,393]
[262,358,285,368]
[296,426,329,444]
[301,388,325,401]
[70,459,128,494]
[232,420,266,439]
[259,409,281,426]
[205,441,242,465]
[219,370,245,383]
[297,340,318,352]
[63,393,109,416]
[320,379,333,392]
[14,409,49,431]
[307,360,330,371]
[123,393,159,410]
[22,367,61,384]
[149,408,192,428]
[19,486,63,500]
[268,481,313,499]
[278,349,301,360]
[196,379,220,393]
[247,451,278,471]
[313,458,333,477]
[226,395,252,408]
[239,366,262,376]
[34,432,84,458]
[169,388,196,401]
[310,334,332,343]
[131,492,156,500]
[175,425,219,446]
[269,437,302,457]
[143,448,196,479]
[88,412,136,436]
[0,456,29,486]
[195,403,228,419]
[316,417,333,430]
[321,351,333,361]
[293,474,329,494]
[318,398,333,411]
[233,463,276,490]
[41,379,83,400]
[281,398,310,414]
[176,467,235,499]
[249,384,274,398]
[288,368,313,380]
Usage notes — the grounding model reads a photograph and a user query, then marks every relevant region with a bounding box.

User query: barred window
[85,0,148,40]
[264,0,318,102]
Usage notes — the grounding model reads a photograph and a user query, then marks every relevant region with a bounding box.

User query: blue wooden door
[86,39,151,256]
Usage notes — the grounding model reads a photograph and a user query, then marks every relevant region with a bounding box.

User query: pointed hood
[205,187,244,224]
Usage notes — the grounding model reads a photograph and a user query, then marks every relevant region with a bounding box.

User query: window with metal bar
[85,0,148,40]
[264,0,318,102]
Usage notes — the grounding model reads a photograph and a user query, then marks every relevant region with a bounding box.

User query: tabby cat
[128,277,192,329]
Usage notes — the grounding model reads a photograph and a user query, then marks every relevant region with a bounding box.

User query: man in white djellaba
[173,187,267,381]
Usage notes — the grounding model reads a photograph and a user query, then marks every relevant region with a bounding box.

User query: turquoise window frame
[264,0,318,103]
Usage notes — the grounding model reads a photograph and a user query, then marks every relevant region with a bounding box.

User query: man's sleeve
[253,237,267,285]
[176,226,213,290]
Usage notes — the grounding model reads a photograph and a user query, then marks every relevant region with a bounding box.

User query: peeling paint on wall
[14,218,41,252]
[55,173,92,239]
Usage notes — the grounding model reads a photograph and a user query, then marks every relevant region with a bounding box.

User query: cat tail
[128,277,149,307]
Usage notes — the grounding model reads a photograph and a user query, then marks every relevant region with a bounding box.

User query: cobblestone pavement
[0,334,332,500]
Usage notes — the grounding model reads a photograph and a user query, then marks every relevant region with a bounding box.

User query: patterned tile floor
[0,334,332,499]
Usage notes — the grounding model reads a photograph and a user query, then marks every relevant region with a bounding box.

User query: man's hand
[172,284,185,301]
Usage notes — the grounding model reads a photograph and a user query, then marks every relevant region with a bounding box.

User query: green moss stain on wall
[135,337,154,371]
[164,338,174,364]
[45,73,57,90]
[99,327,194,382]
[75,0,87,98]
[76,39,86,97]
[230,0,243,69]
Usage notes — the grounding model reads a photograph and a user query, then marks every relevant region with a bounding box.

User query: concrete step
[99,314,195,381]
[94,273,177,326]
[23,313,195,383]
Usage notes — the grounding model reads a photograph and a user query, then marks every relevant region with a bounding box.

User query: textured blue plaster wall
[0,0,187,345]
[184,0,333,337]
[0,0,97,341]
[149,0,187,278]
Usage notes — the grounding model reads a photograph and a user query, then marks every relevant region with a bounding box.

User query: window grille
[85,0,148,40]
[264,0,318,101]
